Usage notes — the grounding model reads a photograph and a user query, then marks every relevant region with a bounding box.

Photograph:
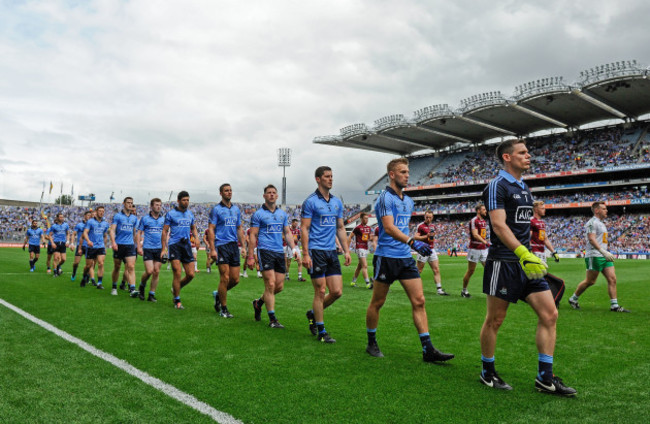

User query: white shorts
[467,248,488,264]
[284,246,301,259]
[417,250,439,263]
[356,248,369,259]
[533,251,547,264]
[191,247,198,256]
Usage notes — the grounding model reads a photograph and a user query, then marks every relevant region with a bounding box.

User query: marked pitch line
[0,298,243,424]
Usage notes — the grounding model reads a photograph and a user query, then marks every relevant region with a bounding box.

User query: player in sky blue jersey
[23,220,45,272]
[48,213,72,277]
[109,197,138,296]
[162,191,200,310]
[365,158,454,364]
[301,166,351,343]
[478,139,575,396]
[207,183,246,318]
[81,205,110,289]
[247,184,299,329]
[71,210,92,281]
[135,198,165,302]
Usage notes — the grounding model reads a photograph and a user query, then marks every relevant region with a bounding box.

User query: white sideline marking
[0,298,243,424]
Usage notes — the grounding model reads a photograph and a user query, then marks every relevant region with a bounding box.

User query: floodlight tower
[278,148,292,207]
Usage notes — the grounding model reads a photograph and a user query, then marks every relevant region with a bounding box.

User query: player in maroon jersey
[531,201,559,264]
[462,204,490,298]
[348,212,373,289]
[285,219,306,281]
[414,211,448,296]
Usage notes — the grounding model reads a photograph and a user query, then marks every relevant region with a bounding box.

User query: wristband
[406,237,413,246]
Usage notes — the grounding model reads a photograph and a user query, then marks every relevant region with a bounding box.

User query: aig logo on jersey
[515,206,533,223]
[225,217,237,227]
[177,219,191,227]
[266,224,283,233]
[320,215,337,226]
[395,214,410,227]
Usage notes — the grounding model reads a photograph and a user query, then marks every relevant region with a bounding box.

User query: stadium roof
[314,60,650,155]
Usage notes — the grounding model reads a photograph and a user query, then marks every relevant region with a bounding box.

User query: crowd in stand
[413,187,649,212]
[403,213,649,254]
[407,125,647,187]
[0,202,361,243]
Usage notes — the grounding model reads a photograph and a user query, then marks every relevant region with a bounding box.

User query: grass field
[1,248,648,423]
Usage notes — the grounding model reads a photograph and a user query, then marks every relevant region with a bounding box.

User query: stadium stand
[0,202,364,243]
[323,60,650,257]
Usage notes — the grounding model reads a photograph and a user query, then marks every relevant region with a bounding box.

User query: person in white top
[568,201,629,312]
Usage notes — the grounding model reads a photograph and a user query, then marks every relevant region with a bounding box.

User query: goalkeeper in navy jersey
[364,157,454,364]
[479,138,576,396]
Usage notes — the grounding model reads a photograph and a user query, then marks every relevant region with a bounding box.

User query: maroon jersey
[283,226,301,246]
[417,222,435,248]
[530,217,546,253]
[352,224,372,249]
[374,226,379,237]
[469,216,488,250]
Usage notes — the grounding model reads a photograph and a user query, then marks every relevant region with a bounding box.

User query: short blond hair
[533,201,544,208]
[387,157,409,174]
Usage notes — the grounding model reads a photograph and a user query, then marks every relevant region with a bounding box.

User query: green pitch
[1,249,648,423]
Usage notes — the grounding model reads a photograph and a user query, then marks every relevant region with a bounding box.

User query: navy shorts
[373,255,420,285]
[257,249,286,274]
[28,245,41,254]
[113,244,136,260]
[483,260,550,303]
[143,248,162,262]
[217,242,241,267]
[86,247,106,260]
[75,246,87,257]
[169,241,194,264]
[53,242,67,254]
[47,244,55,255]
[308,249,341,279]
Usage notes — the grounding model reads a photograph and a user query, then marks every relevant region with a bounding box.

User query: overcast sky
[0,0,648,205]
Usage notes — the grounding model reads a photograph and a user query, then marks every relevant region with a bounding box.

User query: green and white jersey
[585,216,608,258]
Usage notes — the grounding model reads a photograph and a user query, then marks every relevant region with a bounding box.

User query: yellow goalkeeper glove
[514,245,548,279]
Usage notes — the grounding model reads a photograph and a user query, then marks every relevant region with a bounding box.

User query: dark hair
[591,201,606,213]
[424,210,433,217]
[96,205,105,211]
[292,218,298,222]
[263,184,277,194]
[150,198,162,207]
[475,204,485,212]
[495,139,526,165]
[123,196,133,203]
[219,183,231,194]
[360,212,367,219]
[56,212,63,218]
[177,191,190,201]
[84,210,92,216]
[315,166,332,178]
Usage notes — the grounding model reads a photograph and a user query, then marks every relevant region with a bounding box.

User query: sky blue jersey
[26,228,44,246]
[374,186,414,258]
[164,207,195,246]
[49,222,70,243]
[251,204,289,253]
[85,218,110,248]
[137,214,164,249]
[209,202,241,246]
[301,189,343,251]
[74,221,88,247]
[112,211,137,245]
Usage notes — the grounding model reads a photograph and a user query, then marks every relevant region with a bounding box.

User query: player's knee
[540,308,558,326]
[228,280,239,289]
[330,288,343,299]
[412,295,425,309]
